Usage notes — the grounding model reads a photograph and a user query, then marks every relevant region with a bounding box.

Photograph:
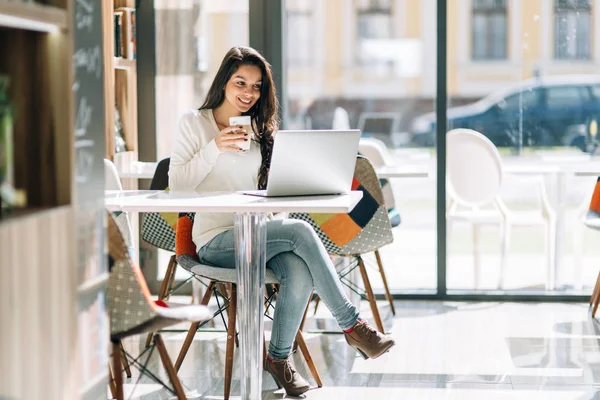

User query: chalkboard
[73,0,105,202]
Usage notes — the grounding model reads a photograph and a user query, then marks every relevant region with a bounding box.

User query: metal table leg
[234,212,267,400]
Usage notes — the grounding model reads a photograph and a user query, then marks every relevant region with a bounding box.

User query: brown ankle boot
[344,320,395,359]
[265,355,310,396]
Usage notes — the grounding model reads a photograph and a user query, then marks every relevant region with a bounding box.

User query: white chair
[105,158,135,261]
[447,129,556,290]
[332,106,351,130]
[358,137,395,168]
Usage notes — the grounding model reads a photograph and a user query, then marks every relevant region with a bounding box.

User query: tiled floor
[117,300,600,399]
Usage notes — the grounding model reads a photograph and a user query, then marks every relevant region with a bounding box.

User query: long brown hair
[199,46,279,190]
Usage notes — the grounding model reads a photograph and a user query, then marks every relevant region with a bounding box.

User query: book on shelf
[114,7,136,60]
[114,11,123,58]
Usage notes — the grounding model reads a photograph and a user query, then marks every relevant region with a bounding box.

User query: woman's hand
[214,126,249,152]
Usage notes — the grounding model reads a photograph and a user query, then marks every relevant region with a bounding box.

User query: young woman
[169,46,395,396]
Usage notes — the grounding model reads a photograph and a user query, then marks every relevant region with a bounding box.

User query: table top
[375,165,430,178]
[105,190,363,213]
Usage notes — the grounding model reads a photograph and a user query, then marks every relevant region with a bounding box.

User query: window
[591,85,600,99]
[546,85,585,107]
[355,0,393,66]
[472,0,507,60]
[287,0,314,66]
[554,0,592,60]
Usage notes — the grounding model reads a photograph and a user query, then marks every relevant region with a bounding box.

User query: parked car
[410,75,600,151]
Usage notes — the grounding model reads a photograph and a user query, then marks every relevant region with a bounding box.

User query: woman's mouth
[238,97,252,106]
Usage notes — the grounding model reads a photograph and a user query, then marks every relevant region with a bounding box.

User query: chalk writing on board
[75,139,95,184]
[74,95,93,138]
[75,0,94,31]
[73,46,102,79]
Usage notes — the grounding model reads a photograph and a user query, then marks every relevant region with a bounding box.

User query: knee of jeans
[285,264,313,299]
[287,219,318,247]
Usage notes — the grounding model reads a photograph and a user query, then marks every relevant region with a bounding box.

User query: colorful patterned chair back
[289,156,393,256]
[358,139,401,227]
[586,177,600,231]
[141,158,178,251]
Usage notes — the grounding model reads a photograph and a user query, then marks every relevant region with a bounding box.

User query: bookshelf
[0,1,108,399]
[102,0,138,165]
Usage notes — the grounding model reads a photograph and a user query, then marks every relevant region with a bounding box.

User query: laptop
[240,129,361,197]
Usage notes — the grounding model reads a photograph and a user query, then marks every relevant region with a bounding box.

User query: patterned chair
[107,211,211,400]
[290,155,395,332]
[140,158,221,345]
[585,178,600,317]
[174,213,323,399]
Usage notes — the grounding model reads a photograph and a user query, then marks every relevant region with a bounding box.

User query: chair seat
[584,210,600,231]
[449,209,547,225]
[177,254,280,284]
[154,301,212,321]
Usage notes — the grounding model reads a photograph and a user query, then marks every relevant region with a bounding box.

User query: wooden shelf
[114,57,136,70]
[0,1,67,32]
[78,272,109,295]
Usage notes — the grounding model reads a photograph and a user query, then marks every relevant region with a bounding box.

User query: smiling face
[224,64,263,114]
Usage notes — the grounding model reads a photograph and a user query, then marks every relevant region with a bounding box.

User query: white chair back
[359,138,395,167]
[332,106,351,130]
[104,159,123,191]
[447,128,503,207]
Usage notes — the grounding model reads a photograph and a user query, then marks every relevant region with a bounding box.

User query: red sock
[344,319,363,333]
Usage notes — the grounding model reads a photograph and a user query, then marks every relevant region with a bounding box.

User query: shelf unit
[0,1,108,399]
[102,0,138,163]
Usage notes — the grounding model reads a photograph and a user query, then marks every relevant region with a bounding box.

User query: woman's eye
[236,81,245,86]
[253,85,261,90]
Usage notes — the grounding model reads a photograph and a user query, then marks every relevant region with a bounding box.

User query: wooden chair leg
[295,330,322,387]
[112,341,124,400]
[357,256,385,333]
[146,255,177,347]
[224,284,237,400]
[154,334,187,400]
[175,281,216,371]
[108,364,117,399]
[313,296,321,315]
[590,271,600,306]
[119,340,132,378]
[592,271,600,318]
[374,250,396,316]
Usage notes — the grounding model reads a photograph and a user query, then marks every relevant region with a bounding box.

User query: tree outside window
[554,0,592,60]
[472,0,507,60]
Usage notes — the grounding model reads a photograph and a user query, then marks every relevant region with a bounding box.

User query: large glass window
[447,0,600,295]
[472,0,507,60]
[286,0,437,295]
[287,0,314,66]
[554,0,592,60]
[355,0,393,67]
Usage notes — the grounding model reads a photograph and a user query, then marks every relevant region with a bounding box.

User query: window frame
[471,0,508,61]
[554,0,593,60]
[354,0,394,67]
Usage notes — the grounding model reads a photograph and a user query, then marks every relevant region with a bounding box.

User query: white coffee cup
[229,116,252,151]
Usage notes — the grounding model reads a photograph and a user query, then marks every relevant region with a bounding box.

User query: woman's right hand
[214,126,249,152]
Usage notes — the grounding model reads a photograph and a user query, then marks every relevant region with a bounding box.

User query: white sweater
[169,109,261,248]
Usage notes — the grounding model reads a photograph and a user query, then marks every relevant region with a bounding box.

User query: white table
[105,190,363,400]
[376,164,430,179]
[503,161,600,290]
[117,161,158,180]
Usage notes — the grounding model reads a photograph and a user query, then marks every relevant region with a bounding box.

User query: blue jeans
[198,218,360,359]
